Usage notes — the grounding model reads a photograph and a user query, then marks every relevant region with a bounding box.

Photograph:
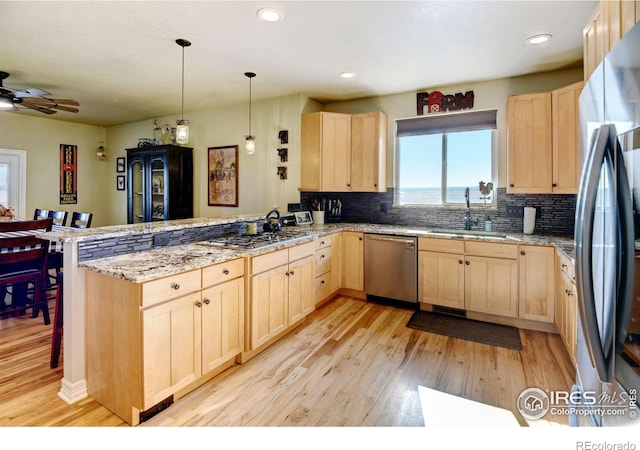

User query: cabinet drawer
[141,269,201,307]
[557,251,575,283]
[465,241,517,259]
[419,237,464,254]
[314,234,333,251]
[314,250,331,277]
[202,258,245,287]
[315,272,332,303]
[288,240,315,261]
[251,248,288,275]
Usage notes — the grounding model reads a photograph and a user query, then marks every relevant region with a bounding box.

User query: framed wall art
[208,145,238,207]
[116,157,126,173]
[117,175,125,191]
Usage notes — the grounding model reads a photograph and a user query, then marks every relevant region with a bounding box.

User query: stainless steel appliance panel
[364,234,417,304]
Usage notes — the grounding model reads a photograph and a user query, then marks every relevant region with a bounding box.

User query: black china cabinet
[126,145,193,224]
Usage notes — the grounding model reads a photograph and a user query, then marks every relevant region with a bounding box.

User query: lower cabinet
[341,231,364,291]
[555,251,577,364]
[518,245,555,322]
[418,238,519,318]
[248,241,315,350]
[314,233,340,306]
[85,258,244,426]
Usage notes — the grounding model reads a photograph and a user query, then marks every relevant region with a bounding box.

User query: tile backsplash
[300,188,576,237]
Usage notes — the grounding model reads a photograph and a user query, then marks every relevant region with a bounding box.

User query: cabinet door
[250,264,288,349]
[200,277,244,375]
[465,256,518,318]
[418,250,465,309]
[341,231,364,291]
[142,292,199,408]
[350,111,386,192]
[518,245,555,323]
[321,113,352,191]
[507,92,553,194]
[149,155,167,221]
[128,155,146,224]
[552,82,583,194]
[288,255,315,324]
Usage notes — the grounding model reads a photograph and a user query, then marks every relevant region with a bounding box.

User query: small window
[395,109,497,206]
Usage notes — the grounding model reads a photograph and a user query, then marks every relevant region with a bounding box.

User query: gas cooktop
[199,230,311,250]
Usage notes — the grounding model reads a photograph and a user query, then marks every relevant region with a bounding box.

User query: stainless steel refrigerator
[574,21,640,427]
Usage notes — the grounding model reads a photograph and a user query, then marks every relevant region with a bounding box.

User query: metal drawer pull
[203,298,211,305]
[290,270,295,276]
[223,268,230,275]
[171,282,180,290]
[195,300,202,307]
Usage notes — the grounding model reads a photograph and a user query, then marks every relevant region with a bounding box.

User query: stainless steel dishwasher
[364,233,417,304]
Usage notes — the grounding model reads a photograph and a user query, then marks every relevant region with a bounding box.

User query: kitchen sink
[427,230,520,241]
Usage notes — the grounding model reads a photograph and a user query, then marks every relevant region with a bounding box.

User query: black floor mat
[407,310,523,351]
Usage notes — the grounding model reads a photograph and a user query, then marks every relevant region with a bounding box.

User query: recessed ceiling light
[257,8,283,22]
[527,34,552,45]
[339,72,356,79]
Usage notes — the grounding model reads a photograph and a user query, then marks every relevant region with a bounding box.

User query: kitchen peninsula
[46,215,575,425]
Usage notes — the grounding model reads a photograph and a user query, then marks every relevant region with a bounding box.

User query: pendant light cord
[181,45,185,121]
[245,72,256,136]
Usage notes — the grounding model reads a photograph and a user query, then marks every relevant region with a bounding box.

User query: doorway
[0,149,27,219]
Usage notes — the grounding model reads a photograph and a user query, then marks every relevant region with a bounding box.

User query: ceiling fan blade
[13,88,51,97]
[26,97,79,106]
[22,97,79,113]
[20,102,57,114]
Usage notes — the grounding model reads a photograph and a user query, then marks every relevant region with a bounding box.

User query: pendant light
[245,72,256,154]
[176,38,191,144]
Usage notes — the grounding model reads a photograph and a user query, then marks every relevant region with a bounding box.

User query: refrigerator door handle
[575,124,615,383]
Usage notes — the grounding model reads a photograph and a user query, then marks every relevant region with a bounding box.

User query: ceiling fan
[0,71,79,115]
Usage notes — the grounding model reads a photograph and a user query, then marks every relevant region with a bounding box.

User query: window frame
[393,110,498,208]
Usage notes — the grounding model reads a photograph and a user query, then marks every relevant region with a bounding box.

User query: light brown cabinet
[555,251,577,364]
[584,1,640,81]
[507,92,553,194]
[418,238,519,319]
[341,231,364,291]
[552,81,584,194]
[507,82,582,194]
[248,242,315,350]
[314,233,341,306]
[518,245,555,323]
[85,258,245,426]
[300,111,386,192]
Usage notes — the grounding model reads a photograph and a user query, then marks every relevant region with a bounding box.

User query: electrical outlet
[153,233,171,246]
[506,205,524,218]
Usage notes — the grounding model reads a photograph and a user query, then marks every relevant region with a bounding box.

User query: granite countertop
[78,219,576,283]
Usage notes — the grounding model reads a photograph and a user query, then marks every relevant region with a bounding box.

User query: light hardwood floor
[0,293,575,427]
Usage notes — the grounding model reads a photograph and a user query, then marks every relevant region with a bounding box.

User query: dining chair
[0,218,53,233]
[47,210,68,227]
[50,272,63,368]
[33,209,49,220]
[70,211,93,229]
[0,235,51,325]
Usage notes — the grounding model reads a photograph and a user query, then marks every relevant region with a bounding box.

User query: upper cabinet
[507,92,553,194]
[126,145,193,224]
[507,81,583,195]
[552,81,584,194]
[584,1,640,80]
[300,111,387,192]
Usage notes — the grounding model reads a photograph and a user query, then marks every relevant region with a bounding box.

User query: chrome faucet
[464,187,477,230]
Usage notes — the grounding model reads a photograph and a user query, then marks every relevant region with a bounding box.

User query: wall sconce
[277,148,288,162]
[96,144,106,161]
[277,166,287,180]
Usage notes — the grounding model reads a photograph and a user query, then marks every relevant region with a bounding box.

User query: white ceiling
[0,0,597,127]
